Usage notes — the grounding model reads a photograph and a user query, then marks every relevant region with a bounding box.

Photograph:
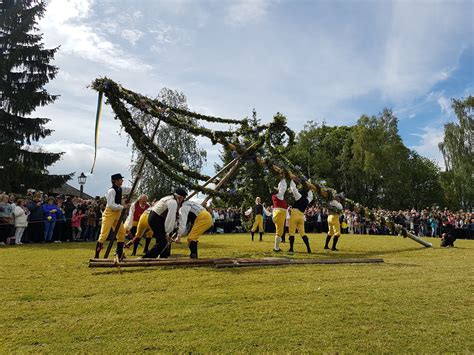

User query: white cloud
[39,141,133,197]
[437,96,452,114]
[121,29,144,46]
[380,1,469,101]
[410,127,445,168]
[225,0,270,26]
[39,0,151,71]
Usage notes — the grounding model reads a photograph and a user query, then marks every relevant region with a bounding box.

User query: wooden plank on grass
[89,257,384,268]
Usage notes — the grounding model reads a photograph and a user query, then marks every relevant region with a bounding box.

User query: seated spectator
[440,219,456,248]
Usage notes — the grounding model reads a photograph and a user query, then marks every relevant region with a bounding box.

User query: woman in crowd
[83,206,97,241]
[14,199,29,245]
[0,194,14,245]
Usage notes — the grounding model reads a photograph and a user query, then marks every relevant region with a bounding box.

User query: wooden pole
[202,158,243,206]
[89,257,384,268]
[103,118,162,258]
[186,141,261,202]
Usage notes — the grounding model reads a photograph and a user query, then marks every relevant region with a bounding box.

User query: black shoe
[115,242,124,261]
[289,235,295,253]
[331,236,339,251]
[324,235,331,250]
[189,241,198,259]
[302,235,311,253]
[259,233,263,242]
[143,238,151,254]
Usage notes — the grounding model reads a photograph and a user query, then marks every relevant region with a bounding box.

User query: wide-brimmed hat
[111,173,124,181]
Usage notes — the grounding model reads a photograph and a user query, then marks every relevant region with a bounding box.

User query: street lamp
[78,172,87,198]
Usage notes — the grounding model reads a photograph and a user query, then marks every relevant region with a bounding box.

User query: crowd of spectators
[303,206,474,240]
[0,191,105,245]
[209,204,474,241]
[0,189,473,246]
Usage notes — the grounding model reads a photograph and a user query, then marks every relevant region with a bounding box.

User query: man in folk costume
[124,194,151,256]
[246,197,271,242]
[177,200,213,258]
[324,194,344,251]
[142,188,187,259]
[272,176,288,252]
[94,173,129,260]
[125,209,153,255]
[288,177,313,253]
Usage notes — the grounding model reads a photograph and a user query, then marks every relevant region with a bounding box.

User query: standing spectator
[430,216,439,238]
[0,194,14,245]
[83,206,96,242]
[53,199,66,242]
[27,193,44,243]
[71,208,85,240]
[42,197,59,243]
[13,199,29,245]
[63,196,75,241]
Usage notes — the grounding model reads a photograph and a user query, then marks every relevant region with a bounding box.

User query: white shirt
[275,179,287,201]
[105,188,123,211]
[177,201,206,236]
[289,180,314,203]
[151,195,178,234]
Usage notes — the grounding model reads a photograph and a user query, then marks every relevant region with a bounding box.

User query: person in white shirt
[142,188,187,259]
[177,200,213,258]
[288,178,313,253]
[94,173,129,259]
[14,199,29,245]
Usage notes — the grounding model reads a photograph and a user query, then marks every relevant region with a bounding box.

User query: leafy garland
[91,77,360,209]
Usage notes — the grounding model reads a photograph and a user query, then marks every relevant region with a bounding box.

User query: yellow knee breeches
[272,208,286,238]
[328,213,341,237]
[135,210,153,239]
[187,210,213,242]
[98,208,126,243]
[289,209,305,236]
[251,215,264,232]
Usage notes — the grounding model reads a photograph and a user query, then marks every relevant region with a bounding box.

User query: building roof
[49,183,94,199]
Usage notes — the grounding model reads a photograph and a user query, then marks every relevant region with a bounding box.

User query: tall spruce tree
[0,0,71,193]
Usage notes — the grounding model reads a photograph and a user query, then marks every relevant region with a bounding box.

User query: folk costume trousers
[187,210,213,242]
[98,208,126,243]
[251,215,264,233]
[289,209,305,237]
[272,208,286,237]
[328,213,341,237]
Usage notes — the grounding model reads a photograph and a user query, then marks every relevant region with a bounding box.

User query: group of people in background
[1,184,473,250]
[0,191,105,246]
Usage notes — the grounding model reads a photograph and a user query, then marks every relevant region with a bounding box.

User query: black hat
[111,173,124,181]
[174,188,188,197]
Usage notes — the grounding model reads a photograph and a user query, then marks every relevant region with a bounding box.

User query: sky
[32,0,474,197]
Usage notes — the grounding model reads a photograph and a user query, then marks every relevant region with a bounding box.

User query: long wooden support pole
[89,257,384,268]
[103,118,162,258]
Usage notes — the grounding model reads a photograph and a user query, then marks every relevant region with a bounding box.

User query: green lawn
[0,233,472,353]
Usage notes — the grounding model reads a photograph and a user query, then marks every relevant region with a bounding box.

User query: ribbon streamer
[90,91,103,173]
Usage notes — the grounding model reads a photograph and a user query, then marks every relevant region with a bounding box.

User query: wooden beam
[89,257,384,268]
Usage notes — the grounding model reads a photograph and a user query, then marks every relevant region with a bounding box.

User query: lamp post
[78,172,87,198]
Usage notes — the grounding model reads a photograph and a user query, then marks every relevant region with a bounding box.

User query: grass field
[0,233,473,353]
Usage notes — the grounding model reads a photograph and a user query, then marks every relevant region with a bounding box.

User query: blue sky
[34,0,473,196]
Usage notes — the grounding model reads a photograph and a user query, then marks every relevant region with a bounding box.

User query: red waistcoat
[133,202,150,221]
[272,195,287,209]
